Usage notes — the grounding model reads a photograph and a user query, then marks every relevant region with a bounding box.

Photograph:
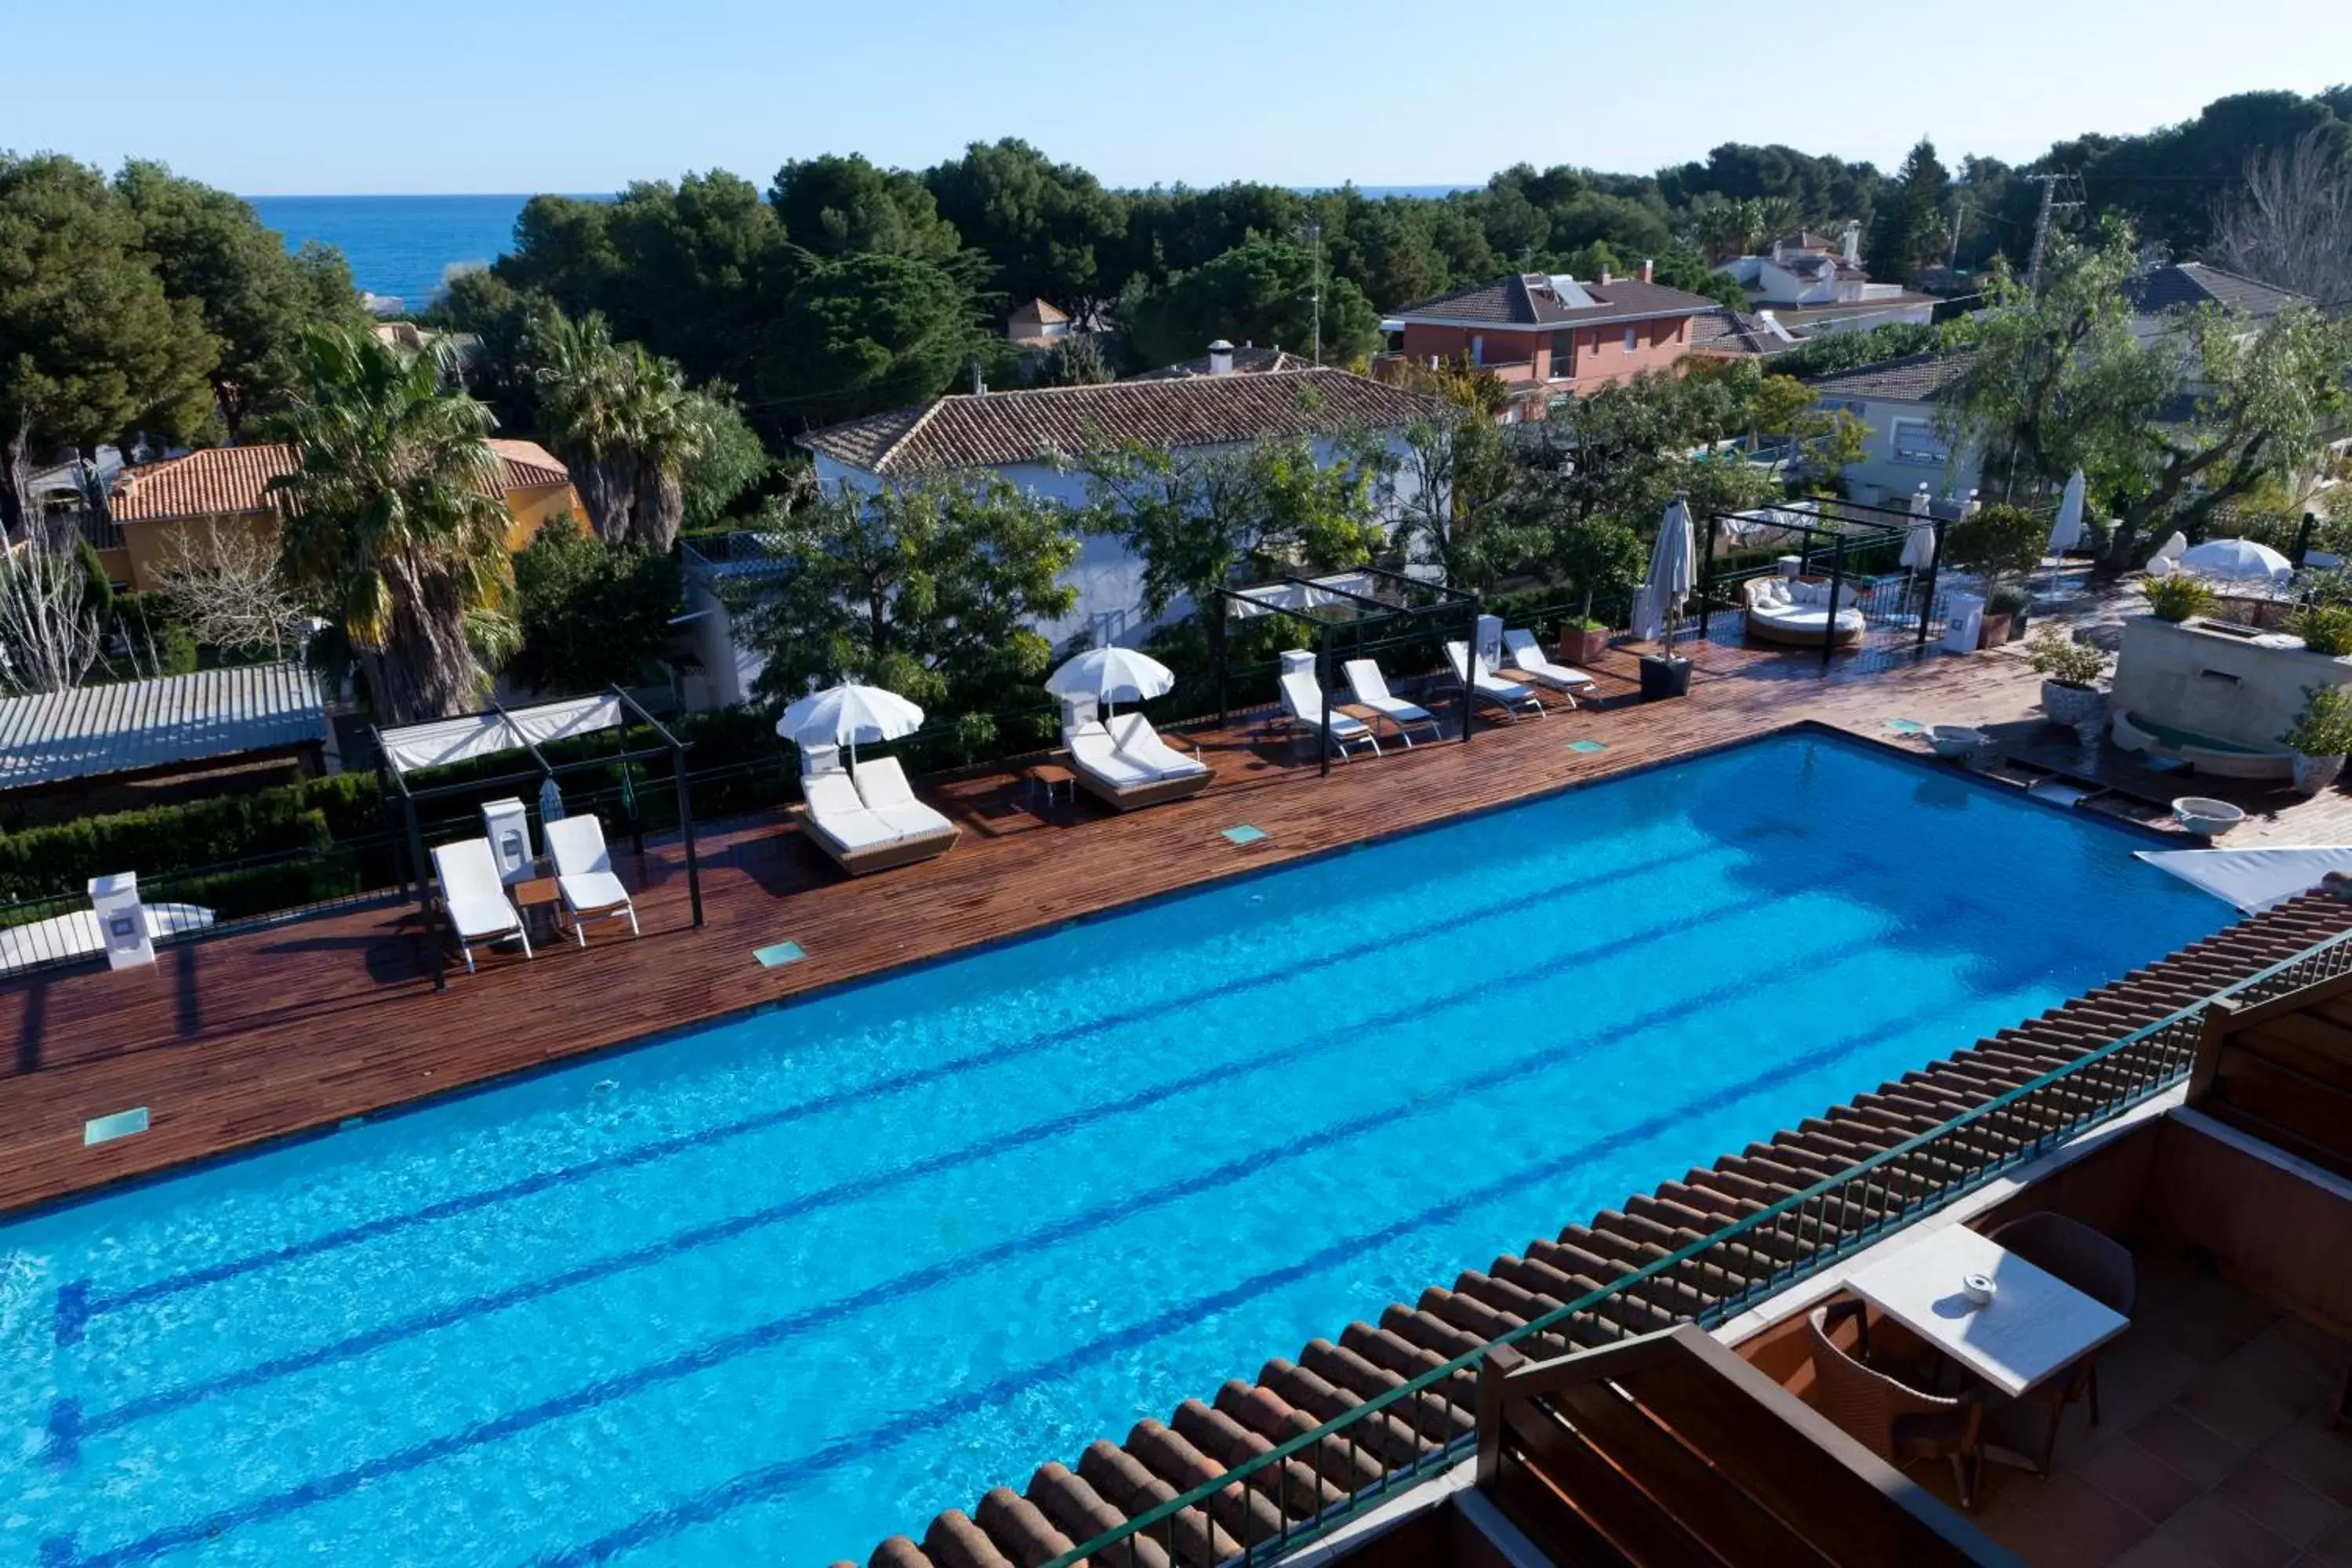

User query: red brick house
[1379,265,1722,419]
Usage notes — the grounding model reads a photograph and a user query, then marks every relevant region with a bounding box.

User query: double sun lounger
[795,756,962,875]
[1065,704,1214,810]
[430,814,641,972]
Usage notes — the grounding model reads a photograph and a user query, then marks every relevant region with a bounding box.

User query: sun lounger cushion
[1342,660,1436,723]
[848,758,955,838]
[1106,713,1208,779]
[1069,724,1159,788]
[802,771,902,851]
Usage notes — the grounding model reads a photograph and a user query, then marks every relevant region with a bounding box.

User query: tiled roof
[851,872,2352,1566]
[1123,346,1312,380]
[1802,350,1976,403]
[2124,262,2310,321]
[1773,230,1839,253]
[1390,272,1722,329]
[0,663,328,791]
[1009,299,1069,326]
[1688,308,1810,359]
[111,439,571,524]
[798,368,1440,475]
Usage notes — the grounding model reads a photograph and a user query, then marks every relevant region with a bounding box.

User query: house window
[1889,417,1951,466]
[1624,325,1639,354]
[1551,332,1575,378]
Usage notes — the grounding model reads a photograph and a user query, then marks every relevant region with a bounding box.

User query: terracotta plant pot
[2041,680,2105,729]
[1977,612,2013,649]
[2292,751,2346,795]
[1560,625,1611,666]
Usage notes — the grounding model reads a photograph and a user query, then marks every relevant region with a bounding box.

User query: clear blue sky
[9,0,2350,194]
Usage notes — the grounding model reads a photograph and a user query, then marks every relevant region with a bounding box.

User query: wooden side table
[1025,761,1076,808]
[510,875,564,944]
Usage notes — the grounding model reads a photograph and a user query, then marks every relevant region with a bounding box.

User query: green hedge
[0,798,345,903]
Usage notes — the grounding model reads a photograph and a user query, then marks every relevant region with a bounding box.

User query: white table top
[1844,1225,2130,1399]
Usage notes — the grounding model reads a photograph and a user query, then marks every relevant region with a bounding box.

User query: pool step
[858,894,2352,1568]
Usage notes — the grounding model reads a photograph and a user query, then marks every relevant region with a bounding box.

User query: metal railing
[1043,920,2352,1567]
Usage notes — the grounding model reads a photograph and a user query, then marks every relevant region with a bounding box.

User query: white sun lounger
[1341,659,1443,746]
[430,837,532,973]
[1278,668,1379,759]
[1446,641,1545,720]
[1500,629,1596,703]
[797,764,957,875]
[545,815,640,946]
[852,757,961,842]
[1062,699,1215,809]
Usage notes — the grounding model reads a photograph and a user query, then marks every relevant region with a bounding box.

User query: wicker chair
[1807,1299,1987,1508]
[1990,1212,2138,1475]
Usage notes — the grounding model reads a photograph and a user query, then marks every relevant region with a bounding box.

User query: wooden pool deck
[0,629,2330,1218]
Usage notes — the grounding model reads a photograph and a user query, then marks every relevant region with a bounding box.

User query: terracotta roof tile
[1123,346,1311,380]
[111,439,571,524]
[798,368,1439,476]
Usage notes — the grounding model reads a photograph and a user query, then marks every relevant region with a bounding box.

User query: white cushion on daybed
[1106,713,1208,779]
[1069,724,1159,787]
[803,771,902,851]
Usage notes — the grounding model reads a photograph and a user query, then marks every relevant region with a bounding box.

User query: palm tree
[532,309,715,554]
[270,325,515,723]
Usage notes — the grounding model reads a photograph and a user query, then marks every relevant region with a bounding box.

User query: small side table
[1025,761,1076,809]
[510,875,564,945]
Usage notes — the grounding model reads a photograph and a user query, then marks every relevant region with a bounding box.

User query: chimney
[1639,258,1654,285]
[1597,263,1611,285]
[1842,220,1860,266]
[1207,339,1235,376]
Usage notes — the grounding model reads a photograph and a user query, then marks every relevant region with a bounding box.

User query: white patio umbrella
[776,681,925,767]
[2180,537,2292,585]
[1635,495,1697,653]
[0,903,214,976]
[537,773,566,825]
[1044,646,1175,719]
[1900,485,1938,572]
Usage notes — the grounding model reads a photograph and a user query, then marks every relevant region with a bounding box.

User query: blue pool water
[0,733,2226,1565]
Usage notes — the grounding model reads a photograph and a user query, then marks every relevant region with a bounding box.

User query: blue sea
[1,733,2223,1565]
[245,186,1479,312]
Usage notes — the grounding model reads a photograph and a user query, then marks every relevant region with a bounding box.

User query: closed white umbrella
[1900,485,1938,572]
[776,681,925,767]
[1635,495,1697,652]
[2048,470,2086,554]
[1044,646,1175,720]
[2180,537,2292,585]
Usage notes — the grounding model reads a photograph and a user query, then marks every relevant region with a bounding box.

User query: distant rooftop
[0,663,328,791]
[1123,344,1312,380]
[2124,261,2310,321]
[1802,350,1977,403]
[1388,270,1722,329]
[111,440,570,525]
[798,368,1439,475]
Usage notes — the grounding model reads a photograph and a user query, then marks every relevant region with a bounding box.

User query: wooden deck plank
[0,630,2285,1218]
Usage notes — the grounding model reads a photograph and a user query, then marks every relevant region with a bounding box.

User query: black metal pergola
[1210,566,1483,775]
[373,686,701,990]
[1697,495,1950,670]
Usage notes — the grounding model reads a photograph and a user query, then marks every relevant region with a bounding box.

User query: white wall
[1814,394,1983,507]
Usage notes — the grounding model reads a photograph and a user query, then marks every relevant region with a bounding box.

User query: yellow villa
[95,438,583,591]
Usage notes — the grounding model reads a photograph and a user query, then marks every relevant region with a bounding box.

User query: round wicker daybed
[1744,575,1867,648]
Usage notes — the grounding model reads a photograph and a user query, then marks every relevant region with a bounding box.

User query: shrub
[2026,629,2107,687]
[1944,503,2046,596]
[2281,685,2352,757]
[2140,574,2215,622]
[2290,605,2352,657]
[1987,583,2032,616]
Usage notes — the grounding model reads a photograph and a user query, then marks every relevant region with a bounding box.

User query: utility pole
[2024,172,2082,296]
[1306,219,1323,365]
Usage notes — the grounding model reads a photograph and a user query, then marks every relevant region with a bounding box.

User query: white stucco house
[1722,225,1938,338]
[676,366,1439,708]
[1803,350,1984,507]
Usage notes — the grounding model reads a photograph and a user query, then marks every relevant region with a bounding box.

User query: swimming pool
[1,731,2227,1566]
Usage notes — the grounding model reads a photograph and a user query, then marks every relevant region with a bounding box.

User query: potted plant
[2290,604,2352,659]
[2281,684,2352,794]
[1944,503,2046,652]
[1552,515,1643,666]
[2139,573,2216,623]
[1987,584,2033,644]
[2026,629,2109,728]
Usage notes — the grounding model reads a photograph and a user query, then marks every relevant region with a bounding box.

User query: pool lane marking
[55,836,1722,1345]
[42,999,1935,1568]
[57,882,1798,1446]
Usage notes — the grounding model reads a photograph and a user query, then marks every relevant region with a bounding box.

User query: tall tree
[1864,140,1951,284]
[509,516,682,693]
[270,325,517,722]
[113,159,367,438]
[760,252,982,426]
[0,154,216,536]
[739,475,1078,711]
[2212,127,2352,304]
[770,154,964,264]
[924,139,1128,314]
[531,307,720,551]
[1124,238,1380,369]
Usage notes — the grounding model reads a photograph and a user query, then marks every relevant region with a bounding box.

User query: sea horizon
[245,187,1479,309]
